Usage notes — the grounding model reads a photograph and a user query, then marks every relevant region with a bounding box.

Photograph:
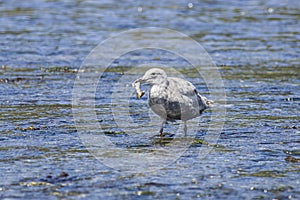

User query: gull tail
[202,96,214,108]
[198,94,214,113]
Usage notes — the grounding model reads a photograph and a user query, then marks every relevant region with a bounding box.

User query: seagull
[133,68,213,136]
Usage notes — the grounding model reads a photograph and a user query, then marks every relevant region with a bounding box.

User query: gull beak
[133,78,141,84]
[133,77,145,84]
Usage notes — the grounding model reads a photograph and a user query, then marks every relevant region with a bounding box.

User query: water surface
[0,0,299,199]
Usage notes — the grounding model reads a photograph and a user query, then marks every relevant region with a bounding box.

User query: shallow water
[1,0,300,199]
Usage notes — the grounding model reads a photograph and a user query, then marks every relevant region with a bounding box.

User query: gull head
[134,68,167,85]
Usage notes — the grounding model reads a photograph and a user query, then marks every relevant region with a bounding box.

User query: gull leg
[159,120,166,137]
[183,121,187,136]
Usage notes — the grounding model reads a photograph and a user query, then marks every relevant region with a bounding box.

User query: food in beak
[132,81,145,99]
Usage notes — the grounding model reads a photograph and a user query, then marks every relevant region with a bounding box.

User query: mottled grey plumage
[133,68,212,136]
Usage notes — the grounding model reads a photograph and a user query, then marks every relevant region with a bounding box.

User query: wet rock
[19,181,52,187]
[16,125,41,131]
[41,66,77,73]
[57,172,69,178]
[41,172,71,184]
[285,156,300,163]
[281,125,298,129]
